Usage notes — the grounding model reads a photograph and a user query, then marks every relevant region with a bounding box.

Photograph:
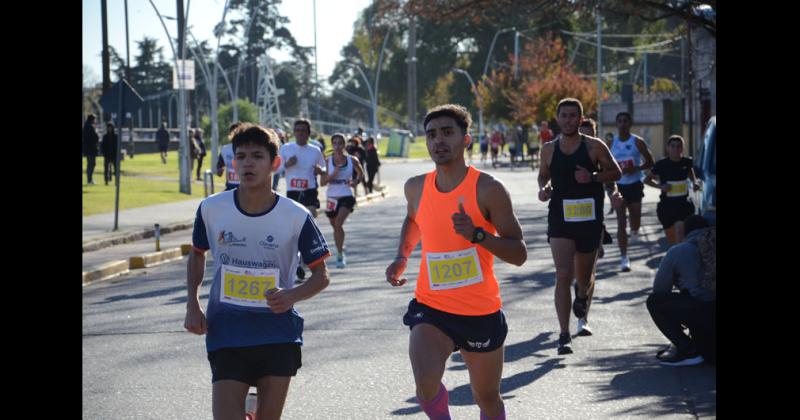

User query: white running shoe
[577,318,593,336]
[629,230,639,242]
[620,255,631,272]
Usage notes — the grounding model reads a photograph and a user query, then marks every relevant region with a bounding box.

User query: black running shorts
[402,299,508,353]
[618,181,645,204]
[287,188,320,209]
[207,343,302,385]
[324,195,356,218]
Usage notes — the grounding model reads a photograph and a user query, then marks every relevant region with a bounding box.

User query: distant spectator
[346,136,368,196]
[646,215,716,366]
[156,121,170,164]
[364,137,381,193]
[193,129,207,181]
[83,114,99,185]
[101,122,118,185]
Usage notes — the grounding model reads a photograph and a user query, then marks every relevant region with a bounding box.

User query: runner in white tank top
[320,133,364,268]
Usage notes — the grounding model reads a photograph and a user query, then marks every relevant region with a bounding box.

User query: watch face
[476,230,485,241]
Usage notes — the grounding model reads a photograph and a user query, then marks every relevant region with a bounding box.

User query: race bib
[220,265,279,308]
[666,180,689,197]
[290,178,309,189]
[326,197,338,211]
[563,198,596,222]
[619,159,635,171]
[427,247,483,290]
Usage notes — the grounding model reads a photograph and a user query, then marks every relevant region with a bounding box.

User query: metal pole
[407,15,417,134]
[453,69,483,147]
[483,27,515,79]
[313,0,321,121]
[643,52,648,96]
[155,224,161,251]
[114,81,124,231]
[514,31,520,80]
[374,28,393,135]
[177,0,190,194]
[596,4,603,137]
[101,0,110,95]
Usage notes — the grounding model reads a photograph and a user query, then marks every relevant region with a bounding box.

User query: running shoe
[336,254,345,269]
[656,344,676,360]
[576,318,593,336]
[620,255,631,272]
[557,332,573,355]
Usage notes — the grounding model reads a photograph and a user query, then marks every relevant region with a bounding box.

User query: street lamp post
[483,27,516,79]
[452,68,483,143]
[345,62,376,133]
[149,0,191,193]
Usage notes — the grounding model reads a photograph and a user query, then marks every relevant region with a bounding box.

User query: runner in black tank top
[538,98,622,355]
[547,135,606,241]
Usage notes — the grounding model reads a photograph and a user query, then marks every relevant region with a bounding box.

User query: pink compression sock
[480,406,506,420]
[417,383,451,420]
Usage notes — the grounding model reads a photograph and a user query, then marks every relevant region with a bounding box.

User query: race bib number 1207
[427,247,483,290]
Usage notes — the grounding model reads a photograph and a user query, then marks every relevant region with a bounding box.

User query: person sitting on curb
[646,214,716,366]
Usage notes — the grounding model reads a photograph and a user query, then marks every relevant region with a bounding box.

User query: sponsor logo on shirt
[220,253,231,265]
[259,235,279,250]
[218,230,247,247]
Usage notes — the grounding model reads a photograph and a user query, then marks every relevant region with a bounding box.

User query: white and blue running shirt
[192,190,331,352]
[611,135,645,185]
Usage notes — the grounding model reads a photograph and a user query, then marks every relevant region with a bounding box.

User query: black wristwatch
[471,227,487,244]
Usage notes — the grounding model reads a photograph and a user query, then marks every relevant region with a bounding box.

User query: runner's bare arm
[184,250,208,335]
[590,138,622,183]
[385,176,424,286]
[473,176,527,266]
[267,262,330,313]
[635,137,655,171]
[350,156,365,186]
[538,143,553,201]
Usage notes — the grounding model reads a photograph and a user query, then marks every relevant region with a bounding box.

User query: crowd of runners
[177,98,713,419]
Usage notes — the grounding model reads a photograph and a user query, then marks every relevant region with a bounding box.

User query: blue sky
[82,0,372,86]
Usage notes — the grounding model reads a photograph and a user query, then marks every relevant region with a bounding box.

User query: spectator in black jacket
[101,122,118,185]
[346,136,368,196]
[156,121,170,164]
[364,137,381,193]
[83,114,99,184]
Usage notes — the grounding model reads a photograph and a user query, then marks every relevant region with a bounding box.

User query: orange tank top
[413,166,500,315]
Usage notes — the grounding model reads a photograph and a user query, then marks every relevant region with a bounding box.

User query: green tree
[200,99,259,145]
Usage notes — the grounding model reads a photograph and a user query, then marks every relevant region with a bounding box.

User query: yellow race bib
[563,198,596,222]
[666,180,689,197]
[220,265,279,308]
[427,247,483,290]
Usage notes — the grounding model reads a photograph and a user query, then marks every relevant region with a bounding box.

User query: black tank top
[548,136,605,226]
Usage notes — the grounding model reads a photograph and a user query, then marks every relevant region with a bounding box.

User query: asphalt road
[83,159,715,419]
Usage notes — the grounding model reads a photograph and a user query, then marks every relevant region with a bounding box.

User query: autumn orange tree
[477,35,598,126]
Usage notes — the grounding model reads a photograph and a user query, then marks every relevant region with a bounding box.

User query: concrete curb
[82,221,195,253]
[82,186,391,260]
[83,245,192,286]
[82,260,130,286]
[129,246,187,269]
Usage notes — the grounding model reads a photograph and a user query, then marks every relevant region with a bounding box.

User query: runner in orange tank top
[385,104,527,420]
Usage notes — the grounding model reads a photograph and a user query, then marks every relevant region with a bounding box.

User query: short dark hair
[423,104,472,135]
[294,119,312,132]
[231,123,280,161]
[684,214,710,236]
[87,114,96,123]
[556,98,584,116]
[580,118,596,135]
[616,111,632,121]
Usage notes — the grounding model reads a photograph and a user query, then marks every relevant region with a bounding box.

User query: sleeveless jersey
[413,166,500,316]
[325,155,354,198]
[547,136,605,232]
[611,135,644,185]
